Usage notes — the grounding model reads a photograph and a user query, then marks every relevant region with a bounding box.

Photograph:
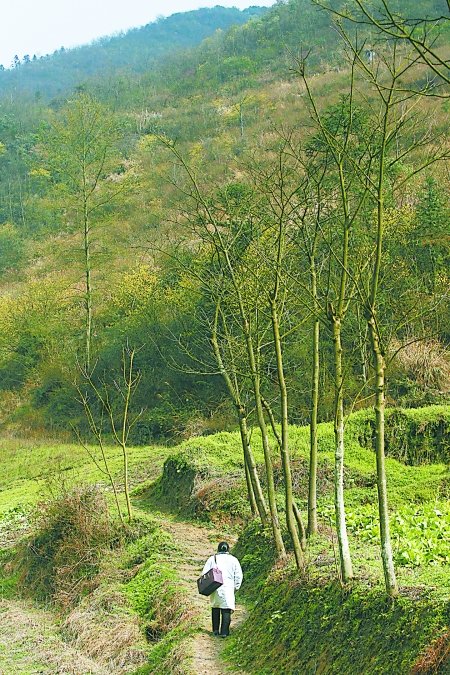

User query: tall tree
[161,142,287,558]
[38,92,132,371]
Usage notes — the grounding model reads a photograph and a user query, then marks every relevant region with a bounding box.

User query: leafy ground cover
[226,554,450,674]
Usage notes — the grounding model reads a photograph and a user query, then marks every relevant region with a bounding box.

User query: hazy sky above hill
[0,0,276,68]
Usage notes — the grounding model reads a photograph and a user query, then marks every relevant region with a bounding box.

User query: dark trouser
[212,608,232,636]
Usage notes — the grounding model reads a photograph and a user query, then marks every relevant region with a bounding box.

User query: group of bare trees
[160,2,448,597]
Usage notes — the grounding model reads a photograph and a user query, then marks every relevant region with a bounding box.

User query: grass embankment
[0,438,200,674]
[1,501,199,673]
[227,519,450,674]
[150,405,450,673]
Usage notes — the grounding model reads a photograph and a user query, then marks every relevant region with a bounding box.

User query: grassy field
[0,437,171,516]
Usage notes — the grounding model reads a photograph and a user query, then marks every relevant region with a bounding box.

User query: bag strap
[214,554,217,565]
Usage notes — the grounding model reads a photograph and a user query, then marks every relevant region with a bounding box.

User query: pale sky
[0,0,276,68]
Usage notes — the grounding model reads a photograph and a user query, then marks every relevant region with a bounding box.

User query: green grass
[1,505,197,673]
[1,404,449,674]
[227,563,450,675]
[0,438,171,515]
[229,507,450,674]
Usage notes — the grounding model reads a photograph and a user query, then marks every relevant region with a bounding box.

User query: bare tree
[315,0,450,90]
[76,346,143,522]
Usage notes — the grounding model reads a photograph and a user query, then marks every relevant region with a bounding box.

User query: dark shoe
[219,634,228,638]
[213,630,220,636]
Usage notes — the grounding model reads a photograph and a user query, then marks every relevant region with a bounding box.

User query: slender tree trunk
[252,371,286,558]
[239,412,269,524]
[211,310,269,525]
[222,246,285,558]
[263,395,307,550]
[120,349,134,522]
[121,441,132,522]
[308,257,320,536]
[271,299,304,568]
[83,198,92,372]
[245,454,257,517]
[239,103,244,139]
[293,501,307,551]
[332,315,353,582]
[368,315,398,596]
[109,468,125,525]
[96,435,124,525]
[356,304,369,385]
[366,83,398,597]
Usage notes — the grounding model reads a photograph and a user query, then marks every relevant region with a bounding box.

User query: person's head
[217,541,230,553]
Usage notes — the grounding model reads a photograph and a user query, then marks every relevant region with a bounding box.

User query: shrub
[16,484,119,608]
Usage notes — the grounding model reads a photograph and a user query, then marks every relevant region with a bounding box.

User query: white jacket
[202,552,243,610]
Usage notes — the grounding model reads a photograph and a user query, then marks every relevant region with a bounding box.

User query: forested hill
[0,2,449,671]
[0,0,448,440]
[0,5,268,100]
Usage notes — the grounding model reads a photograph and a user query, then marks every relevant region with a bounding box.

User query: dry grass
[0,598,109,674]
[410,629,450,674]
[63,585,148,673]
[392,339,450,392]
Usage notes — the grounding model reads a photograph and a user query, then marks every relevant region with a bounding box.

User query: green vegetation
[1,407,449,672]
[228,559,450,674]
[0,480,197,673]
[0,0,448,442]
[0,0,449,670]
[150,407,450,585]
[0,437,169,514]
[15,485,118,606]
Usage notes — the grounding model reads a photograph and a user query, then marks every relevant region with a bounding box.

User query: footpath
[0,516,246,674]
[161,518,246,675]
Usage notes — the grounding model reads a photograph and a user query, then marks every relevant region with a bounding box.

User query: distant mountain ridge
[0,5,269,100]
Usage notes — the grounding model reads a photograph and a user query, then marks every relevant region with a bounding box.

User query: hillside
[0,5,268,99]
[0,0,448,442]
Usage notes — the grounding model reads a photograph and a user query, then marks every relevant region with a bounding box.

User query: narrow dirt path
[161,518,247,675]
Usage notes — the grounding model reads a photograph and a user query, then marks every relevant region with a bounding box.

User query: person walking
[202,541,243,638]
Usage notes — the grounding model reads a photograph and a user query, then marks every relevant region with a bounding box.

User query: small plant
[75,344,144,522]
[344,502,450,568]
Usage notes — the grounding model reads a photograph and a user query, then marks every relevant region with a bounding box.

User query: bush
[16,485,119,608]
